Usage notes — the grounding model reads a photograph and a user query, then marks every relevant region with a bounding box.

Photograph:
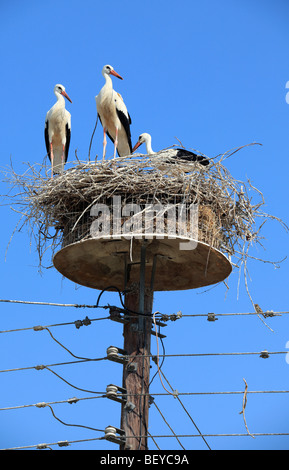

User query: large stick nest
[2,144,287,285]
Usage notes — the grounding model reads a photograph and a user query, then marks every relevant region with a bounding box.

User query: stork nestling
[96,65,132,161]
[45,84,72,177]
[132,133,210,167]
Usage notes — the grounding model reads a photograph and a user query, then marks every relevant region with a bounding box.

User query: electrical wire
[0,298,103,308]
[43,403,104,433]
[125,350,288,359]
[152,311,177,397]
[0,316,109,334]
[2,388,289,412]
[152,400,186,450]
[0,395,105,411]
[1,350,286,375]
[152,311,212,450]
[0,357,107,373]
[1,297,287,317]
[4,432,289,451]
[1,295,289,450]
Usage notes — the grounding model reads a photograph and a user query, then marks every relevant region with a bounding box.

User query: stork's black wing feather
[174,149,210,166]
[44,120,51,162]
[116,108,132,153]
[65,123,71,163]
[98,110,132,157]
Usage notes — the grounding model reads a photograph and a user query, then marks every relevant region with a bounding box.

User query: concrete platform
[53,234,232,291]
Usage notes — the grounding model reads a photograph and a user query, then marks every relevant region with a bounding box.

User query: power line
[0,357,107,373]
[181,311,288,318]
[0,298,104,308]
[0,395,105,411]
[0,297,288,318]
[0,349,286,375]
[130,350,287,359]
[0,316,109,334]
[3,432,289,451]
[42,403,105,434]
[2,388,289,412]
[1,295,288,450]
[152,400,186,450]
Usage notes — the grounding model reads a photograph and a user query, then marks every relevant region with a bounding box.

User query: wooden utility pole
[120,244,154,450]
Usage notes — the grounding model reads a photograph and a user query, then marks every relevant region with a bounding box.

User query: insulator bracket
[106,345,127,364]
[106,383,127,404]
[104,425,126,445]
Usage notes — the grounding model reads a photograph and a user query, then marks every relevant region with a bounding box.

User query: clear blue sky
[0,0,289,450]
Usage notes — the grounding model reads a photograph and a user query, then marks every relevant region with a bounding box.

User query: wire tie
[58,440,69,447]
[74,320,83,329]
[82,316,91,326]
[35,364,46,371]
[208,312,217,322]
[33,325,45,331]
[263,310,276,318]
[260,349,270,359]
[35,402,47,408]
[67,397,79,404]
[172,389,179,398]
[170,311,182,321]
[36,443,48,450]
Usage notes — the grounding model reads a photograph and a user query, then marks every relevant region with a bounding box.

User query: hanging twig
[239,378,255,438]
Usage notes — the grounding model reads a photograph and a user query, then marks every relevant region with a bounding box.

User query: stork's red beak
[132,141,142,153]
[61,90,72,103]
[110,69,123,80]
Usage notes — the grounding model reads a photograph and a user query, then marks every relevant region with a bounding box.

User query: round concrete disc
[53,235,232,291]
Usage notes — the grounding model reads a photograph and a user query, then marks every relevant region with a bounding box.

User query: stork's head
[132,133,151,152]
[54,84,72,103]
[102,64,123,80]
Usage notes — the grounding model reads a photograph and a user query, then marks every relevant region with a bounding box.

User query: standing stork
[96,65,132,161]
[45,84,72,177]
[132,133,210,167]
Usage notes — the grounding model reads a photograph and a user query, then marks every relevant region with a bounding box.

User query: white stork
[132,133,210,167]
[96,65,132,161]
[45,84,72,177]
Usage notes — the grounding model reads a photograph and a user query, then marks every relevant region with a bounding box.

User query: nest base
[53,235,232,291]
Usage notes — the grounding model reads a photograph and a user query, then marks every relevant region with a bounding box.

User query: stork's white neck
[103,72,113,89]
[54,92,65,106]
[145,135,154,155]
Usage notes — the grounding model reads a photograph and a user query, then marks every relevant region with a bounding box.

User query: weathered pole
[120,244,153,450]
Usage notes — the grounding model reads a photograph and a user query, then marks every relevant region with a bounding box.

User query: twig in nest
[74,149,80,164]
[88,114,99,161]
[1,142,287,306]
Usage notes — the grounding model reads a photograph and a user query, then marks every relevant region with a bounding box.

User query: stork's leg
[113,128,118,159]
[50,143,54,179]
[102,128,107,162]
[61,145,65,173]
